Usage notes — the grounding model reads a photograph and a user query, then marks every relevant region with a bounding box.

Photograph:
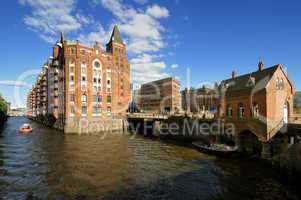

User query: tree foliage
[0,93,8,127]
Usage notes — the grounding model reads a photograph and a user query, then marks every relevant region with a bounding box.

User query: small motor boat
[19,123,33,134]
[192,141,238,156]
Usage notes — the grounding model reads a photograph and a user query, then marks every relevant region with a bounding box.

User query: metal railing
[127,113,169,119]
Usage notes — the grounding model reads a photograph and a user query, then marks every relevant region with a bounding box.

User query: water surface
[0,117,299,200]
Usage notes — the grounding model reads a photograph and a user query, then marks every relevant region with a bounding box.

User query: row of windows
[69,77,111,85]
[70,63,112,71]
[70,94,111,103]
[227,103,259,119]
[70,67,124,76]
[70,105,111,114]
[69,57,117,69]
[69,46,125,57]
[68,48,91,57]
[69,84,113,93]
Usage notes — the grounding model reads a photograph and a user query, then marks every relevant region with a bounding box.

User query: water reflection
[0,117,299,200]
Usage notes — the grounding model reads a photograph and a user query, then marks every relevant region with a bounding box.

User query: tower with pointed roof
[106,25,130,111]
[106,25,124,53]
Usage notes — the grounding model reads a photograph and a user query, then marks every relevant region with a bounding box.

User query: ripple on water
[0,117,300,200]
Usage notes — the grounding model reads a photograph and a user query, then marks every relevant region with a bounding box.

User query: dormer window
[247,76,255,87]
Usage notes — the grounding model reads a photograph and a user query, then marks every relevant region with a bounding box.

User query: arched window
[253,103,259,118]
[227,104,233,117]
[238,103,245,119]
[94,60,101,69]
[81,94,87,103]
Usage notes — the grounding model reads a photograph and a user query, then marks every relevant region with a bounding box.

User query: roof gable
[274,65,295,94]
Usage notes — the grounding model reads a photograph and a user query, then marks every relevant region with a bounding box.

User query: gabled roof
[107,25,123,45]
[221,65,280,96]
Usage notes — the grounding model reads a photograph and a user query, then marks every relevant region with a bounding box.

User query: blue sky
[0,0,300,107]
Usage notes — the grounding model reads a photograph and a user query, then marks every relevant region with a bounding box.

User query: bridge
[127,113,169,121]
[126,112,216,137]
[127,113,301,137]
[127,112,216,121]
[126,112,301,157]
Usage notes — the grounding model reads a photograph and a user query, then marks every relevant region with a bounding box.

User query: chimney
[95,41,99,47]
[232,70,236,79]
[258,58,264,71]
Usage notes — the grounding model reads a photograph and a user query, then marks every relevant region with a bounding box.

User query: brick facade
[220,60,295,141]
[139,77,181,113]
[27,26,131,132]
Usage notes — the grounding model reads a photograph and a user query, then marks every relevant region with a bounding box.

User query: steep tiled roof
[108,25,123,44]
[221,65,280,96]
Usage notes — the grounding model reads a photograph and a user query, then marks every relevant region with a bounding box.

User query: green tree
[0,93,8,127]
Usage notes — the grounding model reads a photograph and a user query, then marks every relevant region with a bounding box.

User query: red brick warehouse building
[28,25,131,133]
[219,60,296,157]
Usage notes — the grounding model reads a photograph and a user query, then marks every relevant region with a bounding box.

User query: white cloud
[146,4,169,18]
[76,13,94,25]
[171,64,179,69]
[78,23,109,47]
[91,0,171,83]
[130,54,169,84]
[93,0,169,54]
[95,0,126,19]
[19,0,173,84]
[0,80,31,87]
[19,0,81,43]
